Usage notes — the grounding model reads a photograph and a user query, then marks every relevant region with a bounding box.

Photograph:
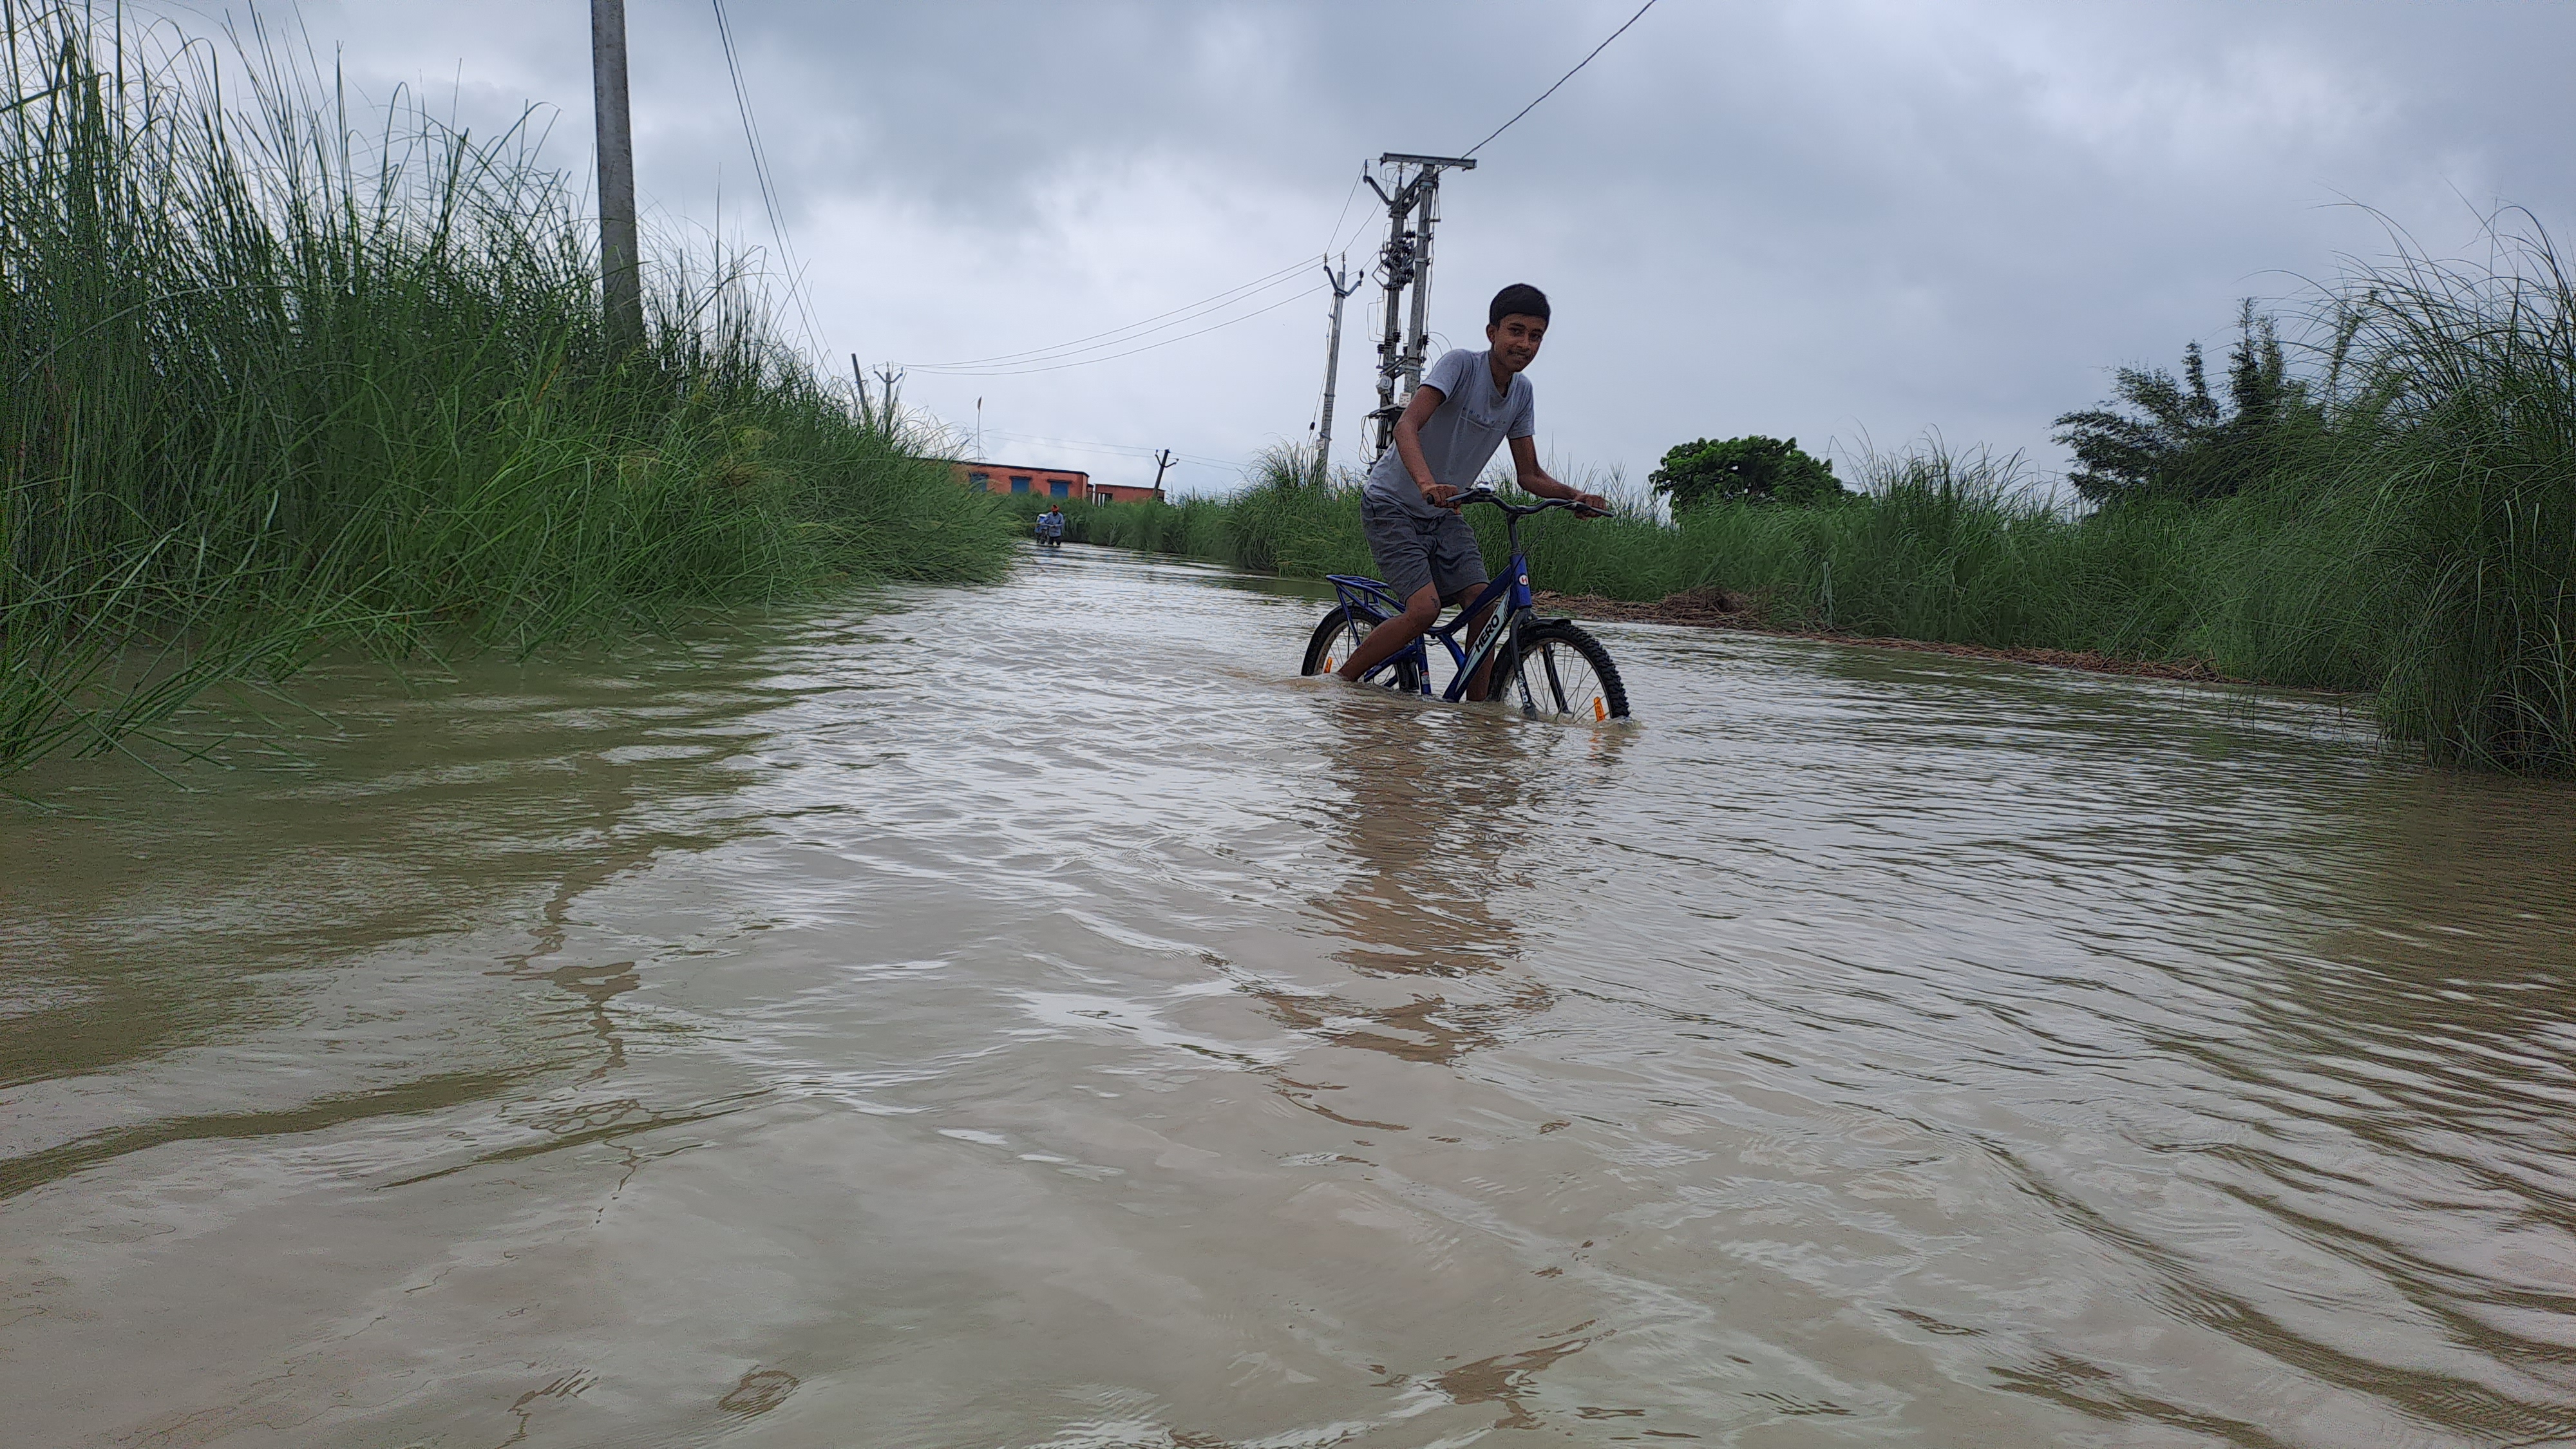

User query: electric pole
[1314,254,1361,485]
[871,365,904,426]
[1362,152,1476,457]
[1151,449,1176,500]
[591,0,644,351]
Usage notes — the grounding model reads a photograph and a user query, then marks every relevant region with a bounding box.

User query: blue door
[1050,480,1070,498]
[1010,476,1031,494]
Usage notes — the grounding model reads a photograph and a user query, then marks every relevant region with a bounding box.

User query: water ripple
[3,545,2573,1446]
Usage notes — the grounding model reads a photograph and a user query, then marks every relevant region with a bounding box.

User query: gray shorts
[1361,495,1488,605]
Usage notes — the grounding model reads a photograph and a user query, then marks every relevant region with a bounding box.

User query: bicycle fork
[1452,550,1537,706]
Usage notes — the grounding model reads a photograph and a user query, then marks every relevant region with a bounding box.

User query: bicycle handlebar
[1445,487,1607,519]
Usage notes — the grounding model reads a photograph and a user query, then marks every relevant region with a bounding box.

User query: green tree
[1649,435,1846,511]
[2054,301,2322,506]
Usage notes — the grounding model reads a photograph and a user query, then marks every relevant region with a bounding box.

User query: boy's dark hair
[1489,283,1550,327]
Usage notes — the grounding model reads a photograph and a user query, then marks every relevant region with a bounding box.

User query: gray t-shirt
[1363,348,1535,521]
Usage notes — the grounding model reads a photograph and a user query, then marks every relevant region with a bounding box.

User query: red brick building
[950,462,1163,504]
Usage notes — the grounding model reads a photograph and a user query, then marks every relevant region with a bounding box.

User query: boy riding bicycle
[1334,283,1604,699]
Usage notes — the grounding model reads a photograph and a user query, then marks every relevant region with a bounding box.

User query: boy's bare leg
[1334,583,1442,682]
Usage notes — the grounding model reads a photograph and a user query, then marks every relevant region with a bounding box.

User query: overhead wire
[899,5,1669,426]
[1301,170,1379,438]
[1304,6,1662,457]
[898,171,1376,380]
[710,0,826,349]
[1461,0,1660,159]
[903,257,1317,371]
[907,281,1329,377]
[982,428,1238,471]
[691,3,1652,408]
[1321,169,1367,260]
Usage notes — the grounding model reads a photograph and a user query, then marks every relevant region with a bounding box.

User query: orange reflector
[1593,697,1607,721]
[1323,656,1335,672]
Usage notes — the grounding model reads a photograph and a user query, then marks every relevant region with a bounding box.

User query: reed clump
[1052,455,2404,688]
[2318,229,2576,772]
[1,5,1010,776]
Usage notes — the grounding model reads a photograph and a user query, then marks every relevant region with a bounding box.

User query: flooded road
[6,544,2576,1447]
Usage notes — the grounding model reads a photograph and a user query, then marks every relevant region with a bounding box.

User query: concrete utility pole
[851,355,906,432]
[591,0,645,350]
[1362,152,1475,458]
[1314,254,1361,485]
[1151,449,1176,500]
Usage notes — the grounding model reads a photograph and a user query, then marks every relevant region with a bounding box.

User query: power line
[1321,169,1367,258]
[983,428,1240,471]
[906,282,1327,377]
[902,257,1315,371]
[1327,187,1382,262]
[1462,0,1660,160]
[887,162,1386,385]
[897,178,1390,379]
[710,0,824,348]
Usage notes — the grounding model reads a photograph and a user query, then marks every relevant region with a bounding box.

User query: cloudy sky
[164,1,2576,496]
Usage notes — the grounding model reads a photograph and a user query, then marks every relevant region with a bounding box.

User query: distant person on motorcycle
[1334,283,1604,697]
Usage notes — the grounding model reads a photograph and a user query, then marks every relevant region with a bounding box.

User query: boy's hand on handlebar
[1421,482,1462,509]
[1573,491,1609,517]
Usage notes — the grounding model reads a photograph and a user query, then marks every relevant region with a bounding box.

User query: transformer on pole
[1362,153,1475,459]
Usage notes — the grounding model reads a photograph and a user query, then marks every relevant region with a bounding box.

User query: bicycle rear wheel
[1301,606,1422,693]
[1493,620,1629,721]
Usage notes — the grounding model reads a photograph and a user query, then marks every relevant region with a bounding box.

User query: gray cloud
[165,1,2576,494]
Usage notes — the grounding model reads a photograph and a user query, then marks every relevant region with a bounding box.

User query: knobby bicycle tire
[1300,606,1423,694]
[1493,620,1630,721]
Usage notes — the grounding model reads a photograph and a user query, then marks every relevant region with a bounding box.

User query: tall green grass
[2322,227,2576,772]
[1047,451,2385,685]
[1,3,1011,776]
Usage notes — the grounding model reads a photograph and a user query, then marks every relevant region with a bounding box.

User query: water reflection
[0,638,783,1203]
[1271,694,1553,1063]
[500,840,664,1081]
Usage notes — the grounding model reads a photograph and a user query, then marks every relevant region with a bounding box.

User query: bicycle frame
[1325,493,1558,704]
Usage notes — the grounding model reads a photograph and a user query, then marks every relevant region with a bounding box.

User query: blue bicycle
[1298,488,1631,721]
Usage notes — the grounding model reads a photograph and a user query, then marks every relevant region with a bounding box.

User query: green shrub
[1649,435,1847,510]
[2054,300,2331,506]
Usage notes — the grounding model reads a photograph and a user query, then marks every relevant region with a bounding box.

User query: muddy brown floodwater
[6,545,2576,1448]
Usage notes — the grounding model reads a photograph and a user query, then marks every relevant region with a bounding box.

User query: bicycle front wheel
[1300,606,1422,693]
[1493,620,1629,721]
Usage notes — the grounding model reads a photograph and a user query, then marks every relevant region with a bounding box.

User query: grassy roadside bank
[2,5,1013,779]
[1014,459,2389,692]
